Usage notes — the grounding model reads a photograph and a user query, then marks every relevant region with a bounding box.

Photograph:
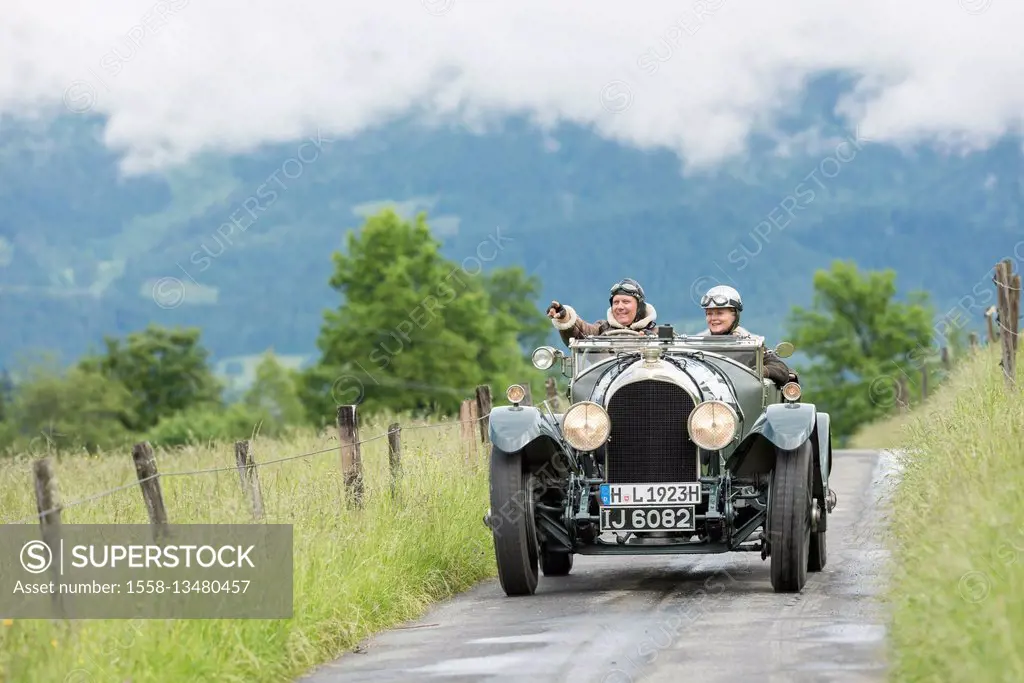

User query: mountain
[1,94,1021,384]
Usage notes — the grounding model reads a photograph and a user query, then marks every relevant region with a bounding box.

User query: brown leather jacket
[551,304,658,346]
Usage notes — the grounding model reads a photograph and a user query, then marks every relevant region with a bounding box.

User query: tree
[483,266,553,351]
[144,402,274,448]
[242,350,306,430]
[300,208,535,419]
[78,324,223,432]
[3,364,137,454]
[0,368,11,423]
[784,260,937,440]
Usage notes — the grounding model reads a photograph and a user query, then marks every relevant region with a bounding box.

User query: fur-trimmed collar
[607,304,657,330]
[550,303,659,332]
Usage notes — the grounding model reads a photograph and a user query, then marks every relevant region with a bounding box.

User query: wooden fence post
[986,305,998,345]
[921,366,929,401]
[941,346,951,372]
[32,457,64,616]
[897,375,909,413]
[969,331,979,350]
[387,423,402,497]
[459,399,475,443]
[475,385,492,444]
[994,259,1020,390]
[132,442,169,538]
[520,382,533,407]
[1013,273,1021,357]
[337,405,364,507]
[544,377,560,412]
[234,440,265,522]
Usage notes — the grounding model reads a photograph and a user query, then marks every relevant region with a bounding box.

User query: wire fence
[2,407,492,526]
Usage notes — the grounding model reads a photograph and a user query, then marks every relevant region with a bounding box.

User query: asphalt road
[299,449,897,683]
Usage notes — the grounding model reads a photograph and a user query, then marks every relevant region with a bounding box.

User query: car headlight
[781,382,802,402]
[687,400,738,451]
[562,401,611,451]
[531,346,557,370]
[506,384,526,404]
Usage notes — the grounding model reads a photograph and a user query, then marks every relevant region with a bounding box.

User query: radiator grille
[604,380,698,483]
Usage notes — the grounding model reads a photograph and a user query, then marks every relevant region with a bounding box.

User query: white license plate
[599,482,701,507]
[600,505,696,533]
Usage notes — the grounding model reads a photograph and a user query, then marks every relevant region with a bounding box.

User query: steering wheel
[603,328,644,337]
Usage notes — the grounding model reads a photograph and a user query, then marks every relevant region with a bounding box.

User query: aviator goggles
[610,281,643,297]
[701,293,737,308]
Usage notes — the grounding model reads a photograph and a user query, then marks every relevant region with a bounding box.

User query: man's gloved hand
[546,300,566,320]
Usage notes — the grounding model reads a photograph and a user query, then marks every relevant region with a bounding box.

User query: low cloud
[1,0,1021,175]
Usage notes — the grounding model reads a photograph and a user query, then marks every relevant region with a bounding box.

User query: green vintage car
[483,324,837,596]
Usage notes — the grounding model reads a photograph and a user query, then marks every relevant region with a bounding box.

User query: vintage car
[483,323,836,596]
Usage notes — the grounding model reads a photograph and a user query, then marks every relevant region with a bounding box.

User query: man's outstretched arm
[548,301,604,346]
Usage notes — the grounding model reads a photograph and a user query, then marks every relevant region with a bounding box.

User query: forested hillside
[1,101,1020,378]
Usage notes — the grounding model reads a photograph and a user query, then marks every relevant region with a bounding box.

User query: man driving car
[546,278,658,346]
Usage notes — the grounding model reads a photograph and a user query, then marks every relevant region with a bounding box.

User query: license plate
[599,482,701,507]
[600,505,696,533]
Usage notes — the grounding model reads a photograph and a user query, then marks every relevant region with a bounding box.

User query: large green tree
[1,364,137,454]
[785,260,938,440]
[78,325,223,432]
[300,209,537,420]
[483,266,553,351]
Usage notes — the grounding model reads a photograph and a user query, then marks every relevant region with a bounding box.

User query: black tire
[768,439,813,593]
[489,445,539,596]
[808,495,827,572]
[540,549,573,576]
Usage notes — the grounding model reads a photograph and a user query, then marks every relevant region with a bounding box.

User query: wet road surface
[299,449,897,683]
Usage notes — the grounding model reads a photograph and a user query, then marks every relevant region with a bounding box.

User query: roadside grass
[851,344,1024,682]
[0,413,497,683]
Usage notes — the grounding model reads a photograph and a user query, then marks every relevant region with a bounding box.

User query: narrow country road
[299,449,897,683]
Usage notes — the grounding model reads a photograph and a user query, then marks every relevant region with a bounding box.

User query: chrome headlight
[781,382,802,402]
[562,401,611,451]
[531,346,557,370]
[687,400,738,451]
[506,384,526,404]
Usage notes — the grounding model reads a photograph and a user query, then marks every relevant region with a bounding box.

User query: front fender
[488,406,566,467]
[813,411,832,492]
[726,402,817,477]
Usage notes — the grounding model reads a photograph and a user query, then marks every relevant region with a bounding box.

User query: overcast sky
[1,1,1021,175]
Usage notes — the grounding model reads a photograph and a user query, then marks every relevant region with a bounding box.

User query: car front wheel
[768,439,813,593]
[808,495,827,572]
[489,444,540,596]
